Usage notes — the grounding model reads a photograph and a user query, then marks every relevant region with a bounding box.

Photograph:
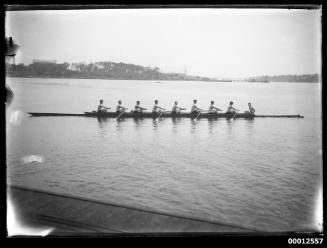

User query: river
[6,77,322,232]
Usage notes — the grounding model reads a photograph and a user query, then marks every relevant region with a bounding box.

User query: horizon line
[6,60,321,80]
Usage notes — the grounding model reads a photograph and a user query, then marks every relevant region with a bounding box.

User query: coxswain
[97,100,110,112]
[226,101,239,114]
[172,101,186,114]
[116,100,127,113]
[134,101,147,113]
[191,100,201,114]
[208,101,222,113]
[248,102,255,114]
[152,100,165,113]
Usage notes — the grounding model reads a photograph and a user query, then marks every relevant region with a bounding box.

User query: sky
[5,8,322,78]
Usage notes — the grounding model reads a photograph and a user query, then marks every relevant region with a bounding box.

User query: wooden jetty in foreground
[8,185,257,236]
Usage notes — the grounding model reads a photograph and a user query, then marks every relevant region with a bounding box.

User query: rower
[97,100,110,112]
[134,101,147,113]
[116,100,127,113]
[226,101,239,114]
[191,99,201,114]
[248,102,255,114]
[172,101,186,114]
[152,100,165,113]
[208,101,222,113]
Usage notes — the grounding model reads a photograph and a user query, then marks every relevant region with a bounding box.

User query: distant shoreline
[6,75,319,83]
[5,75,227,82]
[5,61,320,83]
[5,75,219,82]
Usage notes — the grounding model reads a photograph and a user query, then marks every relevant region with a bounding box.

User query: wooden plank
[9,186,256,234]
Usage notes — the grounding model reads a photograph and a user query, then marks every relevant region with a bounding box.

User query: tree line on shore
[247,74,320,83]
[5,60,320,83]
[5,60,215,81]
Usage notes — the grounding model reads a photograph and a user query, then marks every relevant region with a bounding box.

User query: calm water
[6,77,322,232]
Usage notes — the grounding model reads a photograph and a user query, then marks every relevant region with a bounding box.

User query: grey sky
[5,8,321,78]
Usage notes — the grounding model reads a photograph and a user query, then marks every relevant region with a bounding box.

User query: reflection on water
[244,118,255,130]
[190,119,201,134]
[97,117,131,133]
[226,118,237,132]
[96,117,256,136]
[97,117,108,123]
[152,119,159,131]
[171,117,183,133]
[97,117,109,134]
[115,118,128,131]
[207,118,220,135]
[133,118,145,129]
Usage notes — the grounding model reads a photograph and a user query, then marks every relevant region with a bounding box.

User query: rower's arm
[119,106,127,111]
[99,104,110,109]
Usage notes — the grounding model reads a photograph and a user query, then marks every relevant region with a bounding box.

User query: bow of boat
[28,112,85,117]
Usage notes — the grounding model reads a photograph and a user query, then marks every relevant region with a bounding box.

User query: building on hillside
[69,63,81,72]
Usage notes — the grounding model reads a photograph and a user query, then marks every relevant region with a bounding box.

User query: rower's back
[172,103,177,112]
[98,100,105,112]
[135,105,143,113]
[152,100,159,113]
[191,100,198,113]
[248,103,255,114]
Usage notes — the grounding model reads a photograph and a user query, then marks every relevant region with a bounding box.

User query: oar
[115,110,126,120]
[155,110,164,121]
[194,109,205,121]
[230,110,238,121]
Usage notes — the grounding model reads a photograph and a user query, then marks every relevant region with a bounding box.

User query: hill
[6,60,320,83]
[5,60,217,82]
